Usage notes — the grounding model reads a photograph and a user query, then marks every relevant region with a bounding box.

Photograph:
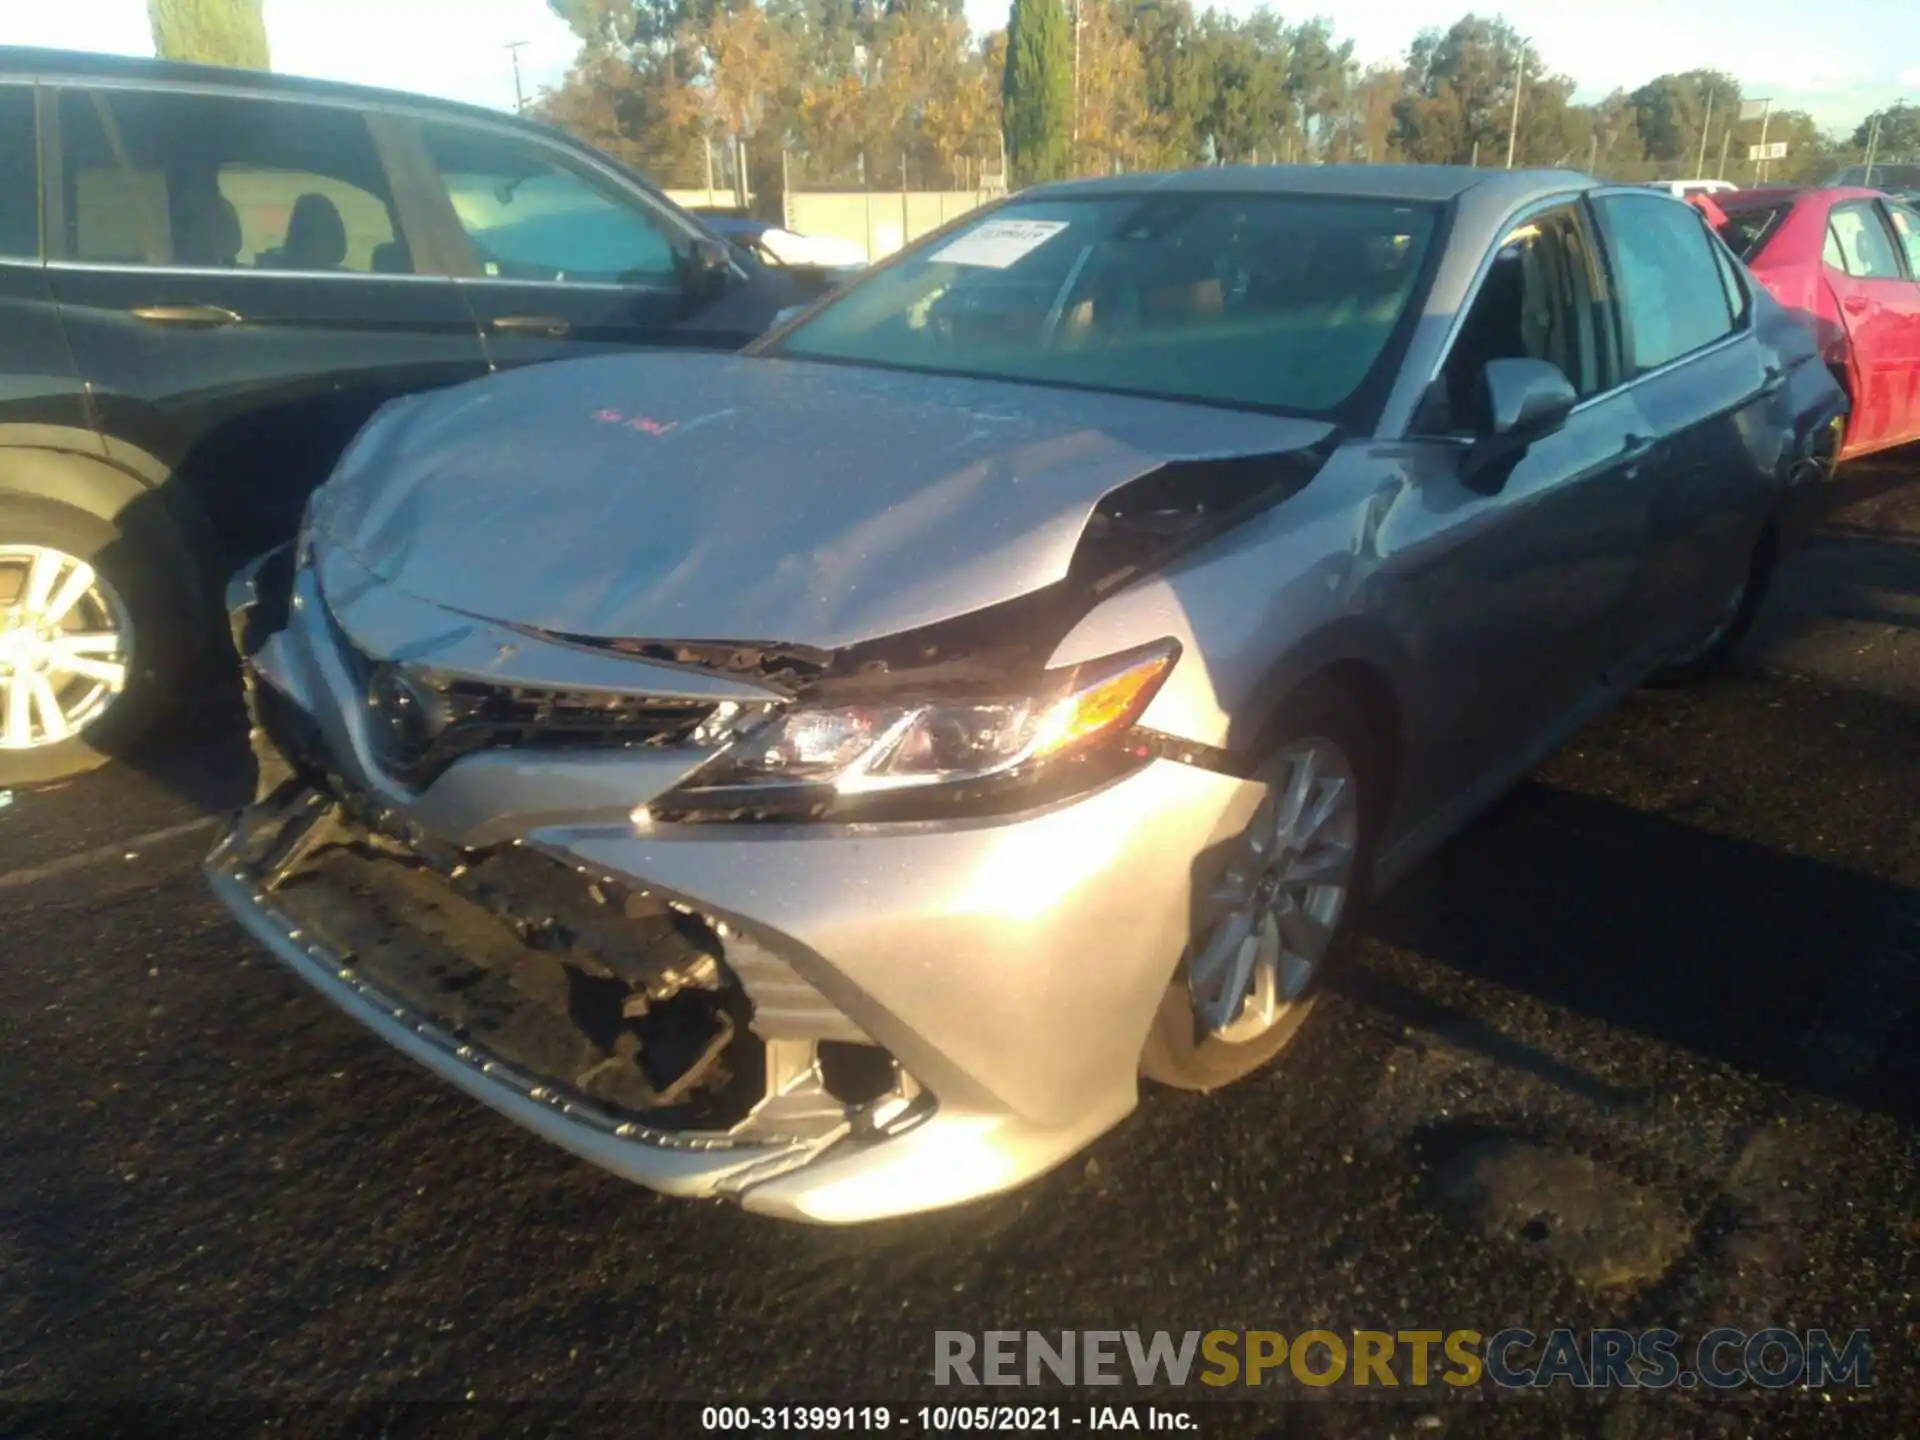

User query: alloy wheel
[0,545,133,750]
[1187,738,1360,1045]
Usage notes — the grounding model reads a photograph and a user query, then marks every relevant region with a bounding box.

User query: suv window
[417,121,680,287]
[1593,193,1736,375]
[0,86,35,258]
[1827,203,1904,280]
[1419,205,1605,434]
[56,89,407,273]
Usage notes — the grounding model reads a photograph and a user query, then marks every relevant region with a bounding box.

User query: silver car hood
[312,351,1335,651]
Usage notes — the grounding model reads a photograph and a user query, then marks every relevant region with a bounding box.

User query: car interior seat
[262,193,348,271]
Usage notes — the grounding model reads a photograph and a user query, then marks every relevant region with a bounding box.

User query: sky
[3,0,1915,137]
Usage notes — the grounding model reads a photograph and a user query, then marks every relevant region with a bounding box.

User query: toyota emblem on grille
[366,663,447,760]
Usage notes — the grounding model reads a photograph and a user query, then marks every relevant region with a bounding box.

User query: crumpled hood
[312,351,1335,651]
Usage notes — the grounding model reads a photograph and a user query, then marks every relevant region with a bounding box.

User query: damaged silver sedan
[208,167,1845,1223]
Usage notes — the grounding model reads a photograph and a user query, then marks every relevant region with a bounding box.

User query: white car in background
[1644,179,1739,200]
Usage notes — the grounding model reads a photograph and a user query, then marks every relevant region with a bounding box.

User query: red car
[1699,187,1920,461]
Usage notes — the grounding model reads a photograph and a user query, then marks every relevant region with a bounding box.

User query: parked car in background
[212,167,1844,1224]
[1826,163,1920,192]
[1703,185,1920,461]
[692,208,869,275]
[0,48,824,785]
[1645,178,1739,200]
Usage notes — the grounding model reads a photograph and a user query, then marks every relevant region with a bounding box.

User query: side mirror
[1463,358,1578,491]
[691,236,732,276]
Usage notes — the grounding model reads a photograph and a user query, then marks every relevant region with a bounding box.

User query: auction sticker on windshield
[929,218,1069,268]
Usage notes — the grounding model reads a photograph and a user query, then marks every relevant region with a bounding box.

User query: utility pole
[1587,130,1598,175]
[1072,0,1081,146]
[1755,100,1773,183]
[505,41,528,112]
[1717,128,1732,179]
[1696,87,1714,176]
[1863,100,1899,187]
[1505,48,1526,168]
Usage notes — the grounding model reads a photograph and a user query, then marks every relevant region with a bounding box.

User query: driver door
[1395,202,1656,812]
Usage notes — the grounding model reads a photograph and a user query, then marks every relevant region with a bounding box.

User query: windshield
[1714,202,1795,261]
[767,193,1441,418]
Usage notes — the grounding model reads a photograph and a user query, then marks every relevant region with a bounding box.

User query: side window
[1592,193,1736,375]
[0,85,36,258]
[1888,205,1920,277]
[1420,205,1604,434]
[416,121,681,288]
[55,88,407,273]
[1827,203,1903,280]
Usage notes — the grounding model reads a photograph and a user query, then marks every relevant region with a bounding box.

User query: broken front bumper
[209,546,1263,1223]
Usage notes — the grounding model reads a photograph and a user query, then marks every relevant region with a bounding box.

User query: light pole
[1505,46,1527,168]
[1864,100,1901,187]
[505,41,528,112]
[1696,87,1714,177]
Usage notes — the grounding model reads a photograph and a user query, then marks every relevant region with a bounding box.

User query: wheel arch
[1236,620,1412,849]
[0,442,221,625]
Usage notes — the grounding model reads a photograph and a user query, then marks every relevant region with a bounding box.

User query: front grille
[324,615,719,785]
[399,680,718,784]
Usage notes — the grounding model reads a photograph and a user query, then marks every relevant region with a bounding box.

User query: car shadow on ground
[1353,775,1919,1130]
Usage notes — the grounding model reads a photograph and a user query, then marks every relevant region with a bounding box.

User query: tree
[1072,0,1160,173]
[1397,16,1559,166]
[1628,70,1739,174]
[1002,0,1073,185]
[148,0,270,70]
[1854,103,1920,162]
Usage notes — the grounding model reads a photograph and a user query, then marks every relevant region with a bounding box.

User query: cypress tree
[1002,0,1072,186]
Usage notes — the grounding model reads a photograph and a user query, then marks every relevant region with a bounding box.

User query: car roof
[1019,164,1597,207]
[0,45,514,130]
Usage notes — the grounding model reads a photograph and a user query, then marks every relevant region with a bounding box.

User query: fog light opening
[819,1040,901,1107]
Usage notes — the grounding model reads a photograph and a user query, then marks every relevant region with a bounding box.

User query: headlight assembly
[644,640,1179,823]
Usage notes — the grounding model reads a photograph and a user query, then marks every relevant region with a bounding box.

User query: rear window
[1713,203,1793,262]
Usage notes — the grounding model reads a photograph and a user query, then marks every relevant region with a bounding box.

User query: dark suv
[0,48,818,785]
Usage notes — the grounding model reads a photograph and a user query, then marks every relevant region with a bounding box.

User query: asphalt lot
[1,467,1917,1439]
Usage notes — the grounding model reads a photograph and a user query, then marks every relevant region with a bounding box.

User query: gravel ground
[0,465,1916,1439]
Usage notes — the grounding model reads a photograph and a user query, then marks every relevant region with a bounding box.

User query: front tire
[0,497,194,786]
[1140,688,1378,1092]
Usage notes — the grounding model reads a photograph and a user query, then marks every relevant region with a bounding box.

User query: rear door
[41,83,486,563]
[396,115,772,370]
[1823,198,1914,453]
[0,80,95,451]
[1878,201,1920,446]
[1589,189,1776,667]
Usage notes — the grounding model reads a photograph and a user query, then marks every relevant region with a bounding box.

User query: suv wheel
[0,497,191,786]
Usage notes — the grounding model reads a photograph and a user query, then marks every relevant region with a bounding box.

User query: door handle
[1842,295,1869,315]
[1622,432,1656,458]
[491,314,572,338]
[130,303,242,327]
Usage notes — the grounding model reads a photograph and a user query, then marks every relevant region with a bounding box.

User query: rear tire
[1140,686,1379,1093]
[1646,527,1776,688]
[0,495,199,787]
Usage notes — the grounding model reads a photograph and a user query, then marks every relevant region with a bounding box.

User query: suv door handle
[1842,295,1869,314]
[491,315,572,338]
[1622,432,1656,458]
[131,303,242,327]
